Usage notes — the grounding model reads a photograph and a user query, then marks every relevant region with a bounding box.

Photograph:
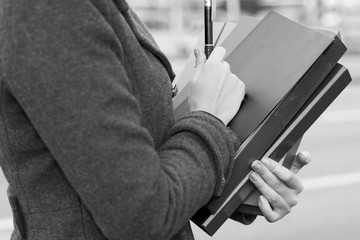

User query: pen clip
[212,0,216,20]
[205,0,216,19]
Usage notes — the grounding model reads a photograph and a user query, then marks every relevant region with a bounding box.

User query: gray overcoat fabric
[0,0,241,239]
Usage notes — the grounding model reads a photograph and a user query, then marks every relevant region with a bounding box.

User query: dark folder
[188,12,350,236]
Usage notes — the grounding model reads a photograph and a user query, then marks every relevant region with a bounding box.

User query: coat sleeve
[2,1,239,239]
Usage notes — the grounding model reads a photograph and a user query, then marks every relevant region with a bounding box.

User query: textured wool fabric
[0,0,246,239]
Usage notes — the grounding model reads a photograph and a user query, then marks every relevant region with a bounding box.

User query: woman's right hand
[189,47,245,126]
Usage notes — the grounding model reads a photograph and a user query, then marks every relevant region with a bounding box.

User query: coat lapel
[113,0,176,81]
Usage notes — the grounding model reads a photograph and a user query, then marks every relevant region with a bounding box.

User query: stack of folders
[172,11,352,236]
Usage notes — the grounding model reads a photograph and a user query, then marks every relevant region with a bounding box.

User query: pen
[204,0,213,59]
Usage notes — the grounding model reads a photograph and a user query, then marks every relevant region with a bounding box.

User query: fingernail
[300,151,311,164]
[251,160,261,171]
[261,158,270,166]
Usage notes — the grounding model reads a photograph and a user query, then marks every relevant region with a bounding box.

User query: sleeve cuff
[169,111,240,196]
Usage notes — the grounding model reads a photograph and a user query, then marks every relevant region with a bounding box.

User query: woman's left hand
[250,151,311,222]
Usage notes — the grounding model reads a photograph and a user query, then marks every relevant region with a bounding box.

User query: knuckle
[268,160,279,172]
[231,73,238,78]
[283,204,292,214]
[253,161,266,175]
[265,159,283,174]
[265,213,278,223]
[267,194,280,204]
[288,174,303,193]
[283,174,295,185]
[222,61,230,71]
[284,173,299,187]
[234,75,245,87]
[297,182,304,193]
[204,61,216,70]
[256,165,266,175]
[261,168,271,179]
[271,180,283,191]
[289,197,298,207]
[262,158,277,172]
[216,46,226,56]
[240,81,245,90]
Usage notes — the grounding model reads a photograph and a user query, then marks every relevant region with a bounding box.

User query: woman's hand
[250,151,311,222]
[189,47,245,126]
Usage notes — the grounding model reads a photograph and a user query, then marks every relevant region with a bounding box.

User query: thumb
[193,48,207,81]
[289,151,311,174]
[194,48,206,69]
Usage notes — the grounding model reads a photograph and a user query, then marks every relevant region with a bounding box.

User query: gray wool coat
[0,0,249,239]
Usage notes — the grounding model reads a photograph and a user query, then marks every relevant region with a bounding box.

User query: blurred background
[1,0,360,239]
